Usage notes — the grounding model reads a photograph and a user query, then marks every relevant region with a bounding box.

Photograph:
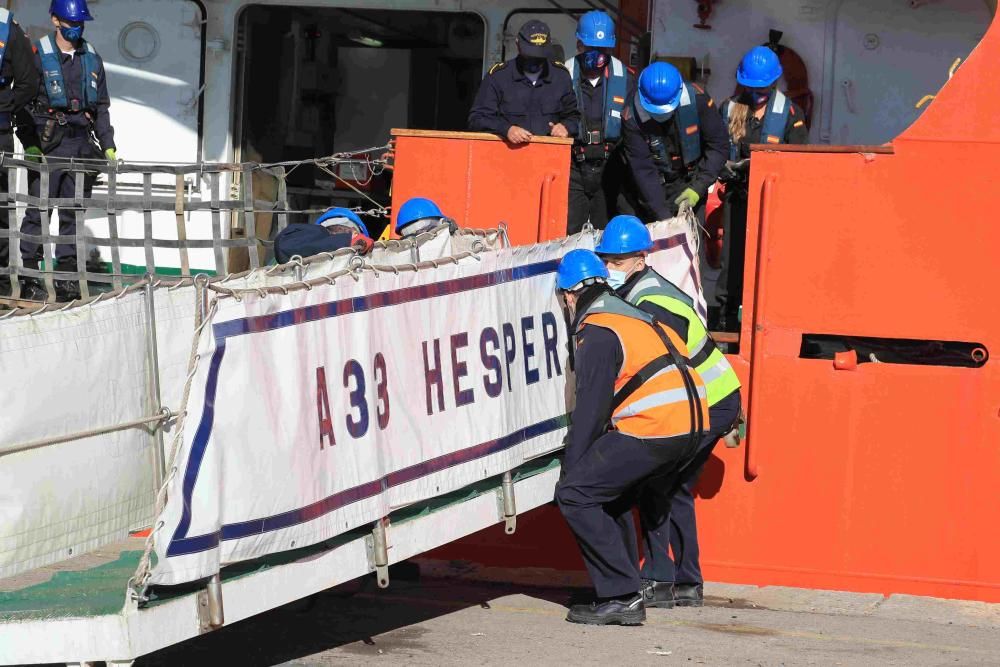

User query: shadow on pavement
[136,571,583,666]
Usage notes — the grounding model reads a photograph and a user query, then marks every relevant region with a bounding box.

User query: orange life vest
[578,296,709,441]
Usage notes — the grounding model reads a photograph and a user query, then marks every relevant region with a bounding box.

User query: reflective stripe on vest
[626,270,741,406]
[580,301,708,441]
[566,56,628,142]
[37,34,100,110]
[722,90,790,159]
[0,9,11,87]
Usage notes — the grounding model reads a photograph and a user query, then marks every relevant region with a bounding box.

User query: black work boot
[566,593,645,625]
[673,583,704,607]
[54,259,81,302]
[18,277,49,301]
[54,279,81,302]
[641,579,676,609]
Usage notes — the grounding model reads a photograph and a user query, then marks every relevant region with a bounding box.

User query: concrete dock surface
[129,560,1000,666]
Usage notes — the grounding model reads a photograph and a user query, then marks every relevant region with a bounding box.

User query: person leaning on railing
[0,9,40,297]
[273,208,374,265]
[13,0,117,302]
[467,19,580,145]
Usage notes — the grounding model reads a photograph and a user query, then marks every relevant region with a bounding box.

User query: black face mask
[582,50,608,72]
[739,89,772,107]
[518,55,546,74]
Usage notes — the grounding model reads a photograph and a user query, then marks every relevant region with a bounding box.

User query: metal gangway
[0,146,392,306]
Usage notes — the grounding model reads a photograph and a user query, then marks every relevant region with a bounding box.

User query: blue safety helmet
[576,11,616,48]
[557,249,609,291]
[396,197,444,233]
[736,46,783,88]
[316,207,366,234]
[50,0,94,21]
[595,215,653,256]
[637,62,683,116]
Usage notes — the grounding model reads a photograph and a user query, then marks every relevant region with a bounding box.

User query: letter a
[317,366,335,449]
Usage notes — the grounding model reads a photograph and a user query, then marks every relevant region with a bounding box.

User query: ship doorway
[233,5,486,235]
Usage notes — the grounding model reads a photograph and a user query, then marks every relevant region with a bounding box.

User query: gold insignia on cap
[529,32,548,46]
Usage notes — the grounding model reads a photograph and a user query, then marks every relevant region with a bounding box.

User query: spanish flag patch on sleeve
[686,125,699,136]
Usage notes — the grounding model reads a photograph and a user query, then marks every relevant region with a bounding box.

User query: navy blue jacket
[468,59,580,138]
[16,34,115,151]
[274,224,356,264]
[621,88,728,220]
[565,323,620,471]
[0,20,39,126]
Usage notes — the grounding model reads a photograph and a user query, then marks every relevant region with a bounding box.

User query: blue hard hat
[737,46,782,88]
[557,249,609,291]
[595,215,653,255]
[576,11,616,48]
[50,0,94,21]
[637,62,683,116]
[316,207,366,234]
[396,197,444,233]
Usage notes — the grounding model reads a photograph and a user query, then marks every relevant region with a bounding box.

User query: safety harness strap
[567,56,628,145]
[675,83,702,166]
[37,35,100,110]
[647,321,704,451]
[611,353,673,412]
[605,57,627,141]
[761,90,790,144]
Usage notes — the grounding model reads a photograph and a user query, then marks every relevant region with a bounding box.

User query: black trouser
[556,430,694,598]
[638,391,742,584]
[567,150,629,235]
[715,185,748,324]
[21,132,98,268]
[0,131,12,273]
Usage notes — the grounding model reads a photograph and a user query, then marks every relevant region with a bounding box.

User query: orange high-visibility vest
[580,299,709,441]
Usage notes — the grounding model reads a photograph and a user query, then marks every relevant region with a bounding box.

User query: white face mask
[606,258,642,289]
[607,269,629,290]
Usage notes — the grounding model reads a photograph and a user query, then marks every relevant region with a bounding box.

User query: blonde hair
[728,100,751,144]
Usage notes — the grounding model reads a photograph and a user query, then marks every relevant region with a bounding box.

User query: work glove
[351,233,374,254]
[728,158,750,174]
[720,159,749,184]
[104,148,118,161]
[24,146,43,163]
[674,187,701,209]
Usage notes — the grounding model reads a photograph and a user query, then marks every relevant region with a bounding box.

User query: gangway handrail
[0,145,393,304]
[0,408,173,457]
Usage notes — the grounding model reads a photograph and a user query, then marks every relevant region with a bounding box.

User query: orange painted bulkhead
[418,17,1000,602]
[390,130,571,244]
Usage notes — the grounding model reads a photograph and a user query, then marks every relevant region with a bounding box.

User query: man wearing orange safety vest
[596,215,742,609]
[554,249,708,626]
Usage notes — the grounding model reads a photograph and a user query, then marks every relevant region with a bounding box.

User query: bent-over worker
[596,215,742,608]
[621,62,728,222]
[554,248,708,626]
